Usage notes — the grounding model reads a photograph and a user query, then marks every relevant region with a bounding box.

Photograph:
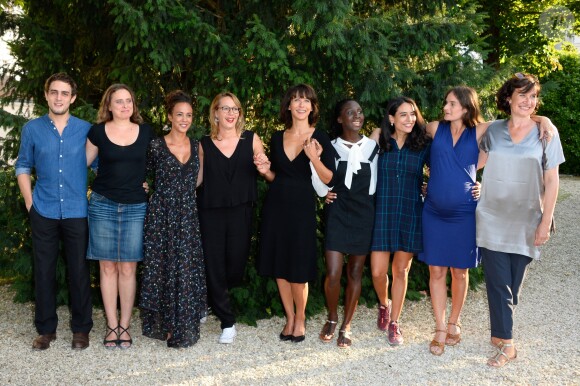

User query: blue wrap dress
[419,121,480,268]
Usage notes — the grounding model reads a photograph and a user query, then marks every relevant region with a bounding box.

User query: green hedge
[0,166,484,325]
[231,182,485,325]
[539,49,580,176]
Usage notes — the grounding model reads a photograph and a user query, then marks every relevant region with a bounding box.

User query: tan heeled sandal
[488,342,517,368]
[429,329,446,356]
[446,322,462,346]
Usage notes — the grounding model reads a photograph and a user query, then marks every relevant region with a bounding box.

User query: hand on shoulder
[426,121,439,139]
[369,128,381,143]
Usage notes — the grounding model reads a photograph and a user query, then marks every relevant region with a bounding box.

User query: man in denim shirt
[15,73,93,350]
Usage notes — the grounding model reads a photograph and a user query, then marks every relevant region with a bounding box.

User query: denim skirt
[87,191,147,262]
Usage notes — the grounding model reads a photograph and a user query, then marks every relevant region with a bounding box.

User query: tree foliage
[0,0,577,321]
[1,0,491,146]
[479,0,579,75]
[539,47,580,175]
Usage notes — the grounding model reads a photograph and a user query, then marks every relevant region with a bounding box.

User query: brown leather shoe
[71,332,90,350]
[32,333,56,350]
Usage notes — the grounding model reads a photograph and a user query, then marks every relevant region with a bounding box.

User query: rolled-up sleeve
[15,124,33,176]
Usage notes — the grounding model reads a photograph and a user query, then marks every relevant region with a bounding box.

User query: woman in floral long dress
[140,90,207,348]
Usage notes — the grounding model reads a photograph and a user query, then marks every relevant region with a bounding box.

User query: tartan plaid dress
[371,139,430,253]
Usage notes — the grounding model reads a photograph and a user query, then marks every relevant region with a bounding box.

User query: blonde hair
[208,92,245,139]
[96,83,143,124]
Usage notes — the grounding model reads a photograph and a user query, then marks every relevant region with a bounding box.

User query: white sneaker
[218,325,237,344]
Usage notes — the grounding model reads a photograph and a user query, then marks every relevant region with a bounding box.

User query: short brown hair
[44,73,78,96]
[96,84,143,124]
[279,84,319,129]
[496,73,541,115]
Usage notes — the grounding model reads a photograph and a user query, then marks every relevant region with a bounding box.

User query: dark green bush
[1,165,484,324]
[1,0,494,321]
[0,166,34,302]
[230,170,484,324]
[539,49,580,176]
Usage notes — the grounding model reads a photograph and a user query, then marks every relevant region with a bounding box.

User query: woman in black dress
[256,84,335,343]
[317,99,379,348]
[140,90,206,348]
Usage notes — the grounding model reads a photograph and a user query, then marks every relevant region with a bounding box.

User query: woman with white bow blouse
[314,99,379,348]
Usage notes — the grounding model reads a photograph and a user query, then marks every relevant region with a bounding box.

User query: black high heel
[103,325,118,349]
[279,332,293,341]
[117,325,132,349]
[291,320,306,343]
[291,334,305,343]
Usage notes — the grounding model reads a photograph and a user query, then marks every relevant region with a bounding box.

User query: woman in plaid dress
[370,97,430,346]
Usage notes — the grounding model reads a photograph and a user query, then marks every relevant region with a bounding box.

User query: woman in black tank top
[197,92,267,344]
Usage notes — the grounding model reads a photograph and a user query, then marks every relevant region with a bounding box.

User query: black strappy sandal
[117,325,132,349]
[103,325,119,349]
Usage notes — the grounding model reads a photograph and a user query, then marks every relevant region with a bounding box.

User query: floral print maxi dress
[140,137,207,348]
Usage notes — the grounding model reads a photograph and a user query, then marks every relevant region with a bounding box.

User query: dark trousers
[30,207,93,335]
[199,204,253,329]
[482,247,532,340]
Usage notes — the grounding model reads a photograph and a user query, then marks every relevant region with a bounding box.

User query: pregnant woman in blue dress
[419,86,486,355]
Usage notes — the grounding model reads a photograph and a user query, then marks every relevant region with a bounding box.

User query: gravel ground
[0,176,578,385]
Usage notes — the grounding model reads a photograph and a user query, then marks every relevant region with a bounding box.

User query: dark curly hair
[279,84,319,129]
[330,98,359,139]
[165,90,193,115]
[496,73,541,115]
[379,96,429,152]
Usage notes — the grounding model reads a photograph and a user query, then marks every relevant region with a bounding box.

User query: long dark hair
[379,96,428,152]
[443,86,483,128]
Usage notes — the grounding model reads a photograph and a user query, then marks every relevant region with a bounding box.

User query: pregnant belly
[426,181,476,213]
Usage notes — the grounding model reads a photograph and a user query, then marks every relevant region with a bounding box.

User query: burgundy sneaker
[388,320,403,346]
[377,300,391,331]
